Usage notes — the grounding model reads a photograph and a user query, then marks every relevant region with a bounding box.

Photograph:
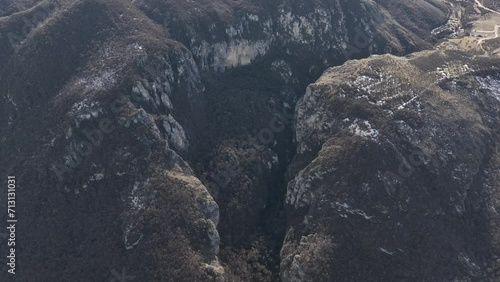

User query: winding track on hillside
[473,0,500,53]
[475,0,500,15]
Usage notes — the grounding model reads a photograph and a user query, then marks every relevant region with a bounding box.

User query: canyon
[0,0,499,281]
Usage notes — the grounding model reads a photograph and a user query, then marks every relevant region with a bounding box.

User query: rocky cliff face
[1,0,486,281]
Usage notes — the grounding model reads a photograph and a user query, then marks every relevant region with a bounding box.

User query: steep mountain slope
[286,50,500,281]
[0,0,454,281]
[0,1,224,281]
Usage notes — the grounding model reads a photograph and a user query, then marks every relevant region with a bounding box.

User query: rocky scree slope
[0,0,451,281]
